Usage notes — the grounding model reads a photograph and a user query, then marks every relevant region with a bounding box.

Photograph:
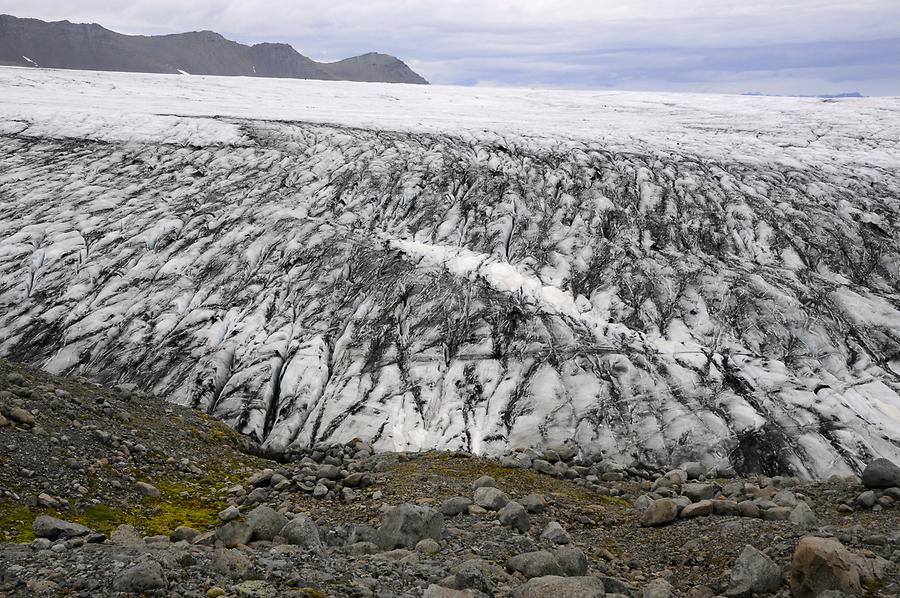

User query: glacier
[1,67,899,478]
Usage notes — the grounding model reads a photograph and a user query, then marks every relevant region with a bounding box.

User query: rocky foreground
[1,359,899,597]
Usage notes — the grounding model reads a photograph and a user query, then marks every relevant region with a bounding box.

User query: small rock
[312,484,328,499]
[644,578,675,598]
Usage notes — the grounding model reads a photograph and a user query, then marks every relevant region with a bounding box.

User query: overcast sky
[4,0,900,94]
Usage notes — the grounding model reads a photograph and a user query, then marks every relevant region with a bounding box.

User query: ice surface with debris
[1,66,899,477]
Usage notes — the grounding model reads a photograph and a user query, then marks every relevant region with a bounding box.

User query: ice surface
[1,66,899,477]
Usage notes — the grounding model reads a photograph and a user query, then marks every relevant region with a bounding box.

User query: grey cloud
[2,0,899,94]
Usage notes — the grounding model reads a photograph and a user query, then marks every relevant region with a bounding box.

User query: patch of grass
[0,501,37,542]
[390,451,629,507]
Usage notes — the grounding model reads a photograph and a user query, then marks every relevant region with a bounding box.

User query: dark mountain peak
[0,14,428,84]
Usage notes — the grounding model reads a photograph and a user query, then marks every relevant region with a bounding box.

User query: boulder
[32,516,90,540]
[453,558,495,593]
[680,500,714,518]
[790,536,861,598]
[218,505,241,522]
[216,521,253,548]
[640,499,678,527]
[422,586,479,598]
[555,547,588,577]
[473,486,509,510]
[279,516,321,548]
[727,545,782,596]
[521,494,547,514]
[213,548,252,579]
[682,483,719,502]
[135,481,161,497]
[512,576,605,597]
[861,458,900,489]
[498,501,530,533]
[440,496,474,516]
[169,526,200,543]
[112,560,166,593]
[8,407,35,426]
[540,521,572,544]
[246,505,288,542]
[644,578,675,598]
[506,551,564,579]
[376,503,445,549]
[471,475,496,489]
[789,502,817,528]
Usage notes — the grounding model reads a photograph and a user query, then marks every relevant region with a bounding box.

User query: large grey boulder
[727,545,782,596]
[216,521,253,548]
[376,503,445,549]
[512,575,605,597]
[506,551,564,578]
[861,458,900,489]
[473,486,509,510]
[32,515,90,540]
[279,516,321,548]
[246,505,288,541]
[471,475,496,489]
[555,547,588,577]
[112,560,167,593]
[682,482,719,502]
[498,501,530,533]
[439,496,473,516]
[643,577,674,598]
[789,502,818,528]
[540,521,572,544]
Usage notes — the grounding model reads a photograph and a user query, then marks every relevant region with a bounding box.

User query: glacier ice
[1,67,899,477]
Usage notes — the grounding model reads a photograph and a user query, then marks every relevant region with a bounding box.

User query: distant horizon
[3,1,899,96]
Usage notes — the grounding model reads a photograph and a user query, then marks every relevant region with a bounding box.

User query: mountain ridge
[0,14,428,84]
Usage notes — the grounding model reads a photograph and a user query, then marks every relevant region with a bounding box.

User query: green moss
[0,501,37,542]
